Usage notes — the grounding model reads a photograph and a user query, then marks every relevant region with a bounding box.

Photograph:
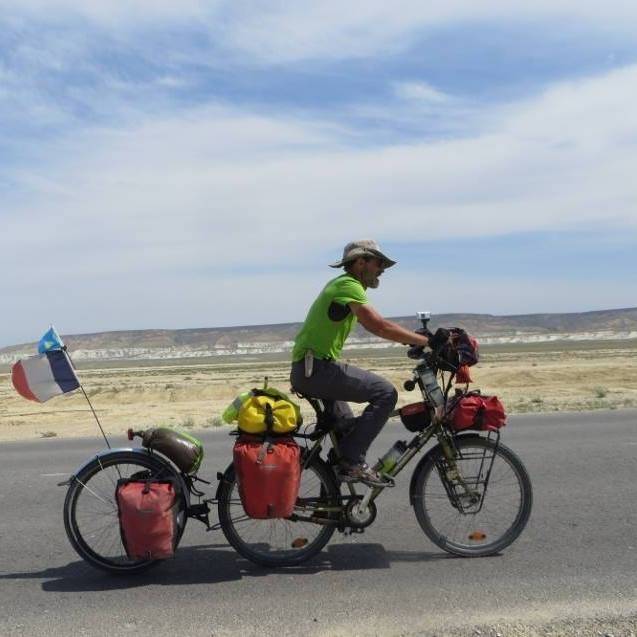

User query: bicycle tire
[217,456,339,567]
[63,450,188,574]
[412,436,532,556]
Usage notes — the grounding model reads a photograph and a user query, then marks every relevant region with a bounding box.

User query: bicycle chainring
[344,499,377,528]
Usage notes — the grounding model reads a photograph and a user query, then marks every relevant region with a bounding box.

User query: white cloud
[4,63,637,249]
[2,1,637,66]
[2,62,637,345]
[394,81,449,104]
[0,1,211,25]
[197,1,637,64]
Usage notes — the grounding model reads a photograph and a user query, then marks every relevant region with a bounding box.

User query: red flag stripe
[11,361,39,402]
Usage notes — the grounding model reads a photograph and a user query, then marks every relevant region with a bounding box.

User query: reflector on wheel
[292,538,309,548]
[468,531,487,541]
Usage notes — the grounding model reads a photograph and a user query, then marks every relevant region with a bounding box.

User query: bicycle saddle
[290,388,353,435]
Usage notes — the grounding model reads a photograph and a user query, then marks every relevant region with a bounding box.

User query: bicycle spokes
[413,437,532,556]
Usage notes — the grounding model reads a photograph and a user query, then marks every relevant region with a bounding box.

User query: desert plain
[1,340,636,442]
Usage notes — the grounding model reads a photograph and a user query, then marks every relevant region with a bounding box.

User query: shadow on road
[0,543,454,592]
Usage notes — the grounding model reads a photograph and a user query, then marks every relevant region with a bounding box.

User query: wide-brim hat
[329,239,397,269]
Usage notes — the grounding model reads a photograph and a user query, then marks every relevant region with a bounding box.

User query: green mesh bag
[141,427,204,474]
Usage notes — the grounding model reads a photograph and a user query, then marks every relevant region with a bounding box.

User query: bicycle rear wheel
[412,436,532,556]
[217,457,339,567]
[63,451,187,573]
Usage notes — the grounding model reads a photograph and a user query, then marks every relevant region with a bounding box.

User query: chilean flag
[12,350,80,403]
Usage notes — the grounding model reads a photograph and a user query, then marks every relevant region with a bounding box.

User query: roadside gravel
[429,614,637,637]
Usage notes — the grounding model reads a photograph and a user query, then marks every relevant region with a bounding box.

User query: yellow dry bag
[237,390,301,435]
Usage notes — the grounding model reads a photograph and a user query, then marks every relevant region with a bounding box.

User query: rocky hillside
[2,307,636,364]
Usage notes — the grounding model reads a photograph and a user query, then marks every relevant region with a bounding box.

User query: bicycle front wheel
[217,457,339,567]
[63,451,187,573]
[412,435,532,557]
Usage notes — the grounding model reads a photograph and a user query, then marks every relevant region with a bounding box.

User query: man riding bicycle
[290,239,449,486]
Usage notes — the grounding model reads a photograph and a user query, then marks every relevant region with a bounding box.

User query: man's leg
[290,359,397,464]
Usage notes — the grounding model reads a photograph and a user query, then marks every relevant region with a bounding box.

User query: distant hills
[2,307,636,364]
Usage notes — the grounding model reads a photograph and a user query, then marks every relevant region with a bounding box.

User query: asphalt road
[1,410,636,637]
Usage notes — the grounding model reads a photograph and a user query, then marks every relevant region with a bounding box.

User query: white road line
[40,473,69,477]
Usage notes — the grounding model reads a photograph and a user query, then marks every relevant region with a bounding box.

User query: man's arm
[349,303,429,347]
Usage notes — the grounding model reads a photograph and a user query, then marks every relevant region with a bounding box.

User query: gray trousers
[290,359,398,464]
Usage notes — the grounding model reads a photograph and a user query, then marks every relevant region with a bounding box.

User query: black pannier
[399,402,432,432]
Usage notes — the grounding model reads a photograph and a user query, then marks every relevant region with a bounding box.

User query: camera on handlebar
[408,311,456,374]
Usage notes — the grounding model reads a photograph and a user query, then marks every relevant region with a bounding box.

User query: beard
[362,272,381,288]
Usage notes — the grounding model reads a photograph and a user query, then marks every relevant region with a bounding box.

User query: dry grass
[1,342,636,441]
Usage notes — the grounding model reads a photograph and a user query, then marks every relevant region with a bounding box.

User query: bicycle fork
[437,433,487,512]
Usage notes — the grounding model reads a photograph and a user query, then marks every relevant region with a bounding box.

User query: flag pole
[64,348,112,449]
[79,384,111,449]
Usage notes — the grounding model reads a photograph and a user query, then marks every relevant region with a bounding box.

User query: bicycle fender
[214,463,235,501]
[64,447,191,507]
[408,433,483,506]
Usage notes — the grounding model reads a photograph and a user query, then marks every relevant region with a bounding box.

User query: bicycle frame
[291,354,488,526]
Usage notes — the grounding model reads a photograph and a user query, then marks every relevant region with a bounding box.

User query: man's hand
[427,328,451,350]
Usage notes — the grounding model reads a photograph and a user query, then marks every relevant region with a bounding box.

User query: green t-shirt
[292,274,368,362]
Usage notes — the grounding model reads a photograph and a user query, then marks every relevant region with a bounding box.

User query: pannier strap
[264,402,275,435]
[256,403,275,464]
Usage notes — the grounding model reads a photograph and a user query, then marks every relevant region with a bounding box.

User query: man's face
[360,257,386,289]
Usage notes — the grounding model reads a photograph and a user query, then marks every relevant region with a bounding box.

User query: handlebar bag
[233,435,301,519]
[436,328,480,381]
[451,394,506,432]
[115,479,178,560]
[399,401,432,432]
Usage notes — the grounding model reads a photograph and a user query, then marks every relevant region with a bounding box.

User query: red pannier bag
[451,394,507,432]
[115,479,178,560]
[233,436,301,519]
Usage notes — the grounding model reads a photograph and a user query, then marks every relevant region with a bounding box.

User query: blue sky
[1,1,636,347]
